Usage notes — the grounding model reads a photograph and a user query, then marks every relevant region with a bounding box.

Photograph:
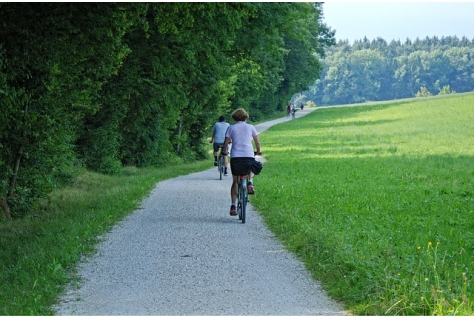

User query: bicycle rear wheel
[237,183,242,220]
[240,177,247,223]
[241,186,246,223]
[218,156,224,180]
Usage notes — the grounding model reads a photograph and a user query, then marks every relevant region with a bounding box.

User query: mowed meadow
[253,93,474,315]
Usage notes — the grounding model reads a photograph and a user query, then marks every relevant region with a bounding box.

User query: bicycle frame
[218,153,225,180]
[217,145,228,180]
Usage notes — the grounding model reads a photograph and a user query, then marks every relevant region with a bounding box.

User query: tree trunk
[8,103,28,199]
[176,116,183,154]
[4,103,28,219]
[8,137,25,198]
[0,197,12,220]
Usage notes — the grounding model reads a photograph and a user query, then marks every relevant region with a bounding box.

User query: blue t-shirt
[212,121,230,144]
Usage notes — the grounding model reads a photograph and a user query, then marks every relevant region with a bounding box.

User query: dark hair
[219,115,225,122]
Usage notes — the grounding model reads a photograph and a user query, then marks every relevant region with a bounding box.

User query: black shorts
[230,157,254,176]
[213,143,222,152]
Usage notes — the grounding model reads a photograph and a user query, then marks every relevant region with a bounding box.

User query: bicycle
[235,152,261,224]
[217,145,226,180]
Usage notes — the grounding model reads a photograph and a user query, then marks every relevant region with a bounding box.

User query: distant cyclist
[210,115,230,176]
[221,108,261,216]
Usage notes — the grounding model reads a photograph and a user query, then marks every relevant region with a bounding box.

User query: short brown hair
[231,108,249,122]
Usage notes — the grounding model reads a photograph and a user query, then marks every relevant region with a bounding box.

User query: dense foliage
[302,36,474,105]
[0,3,334,218]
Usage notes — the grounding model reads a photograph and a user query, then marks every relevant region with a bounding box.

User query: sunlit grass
[253,93,474,315]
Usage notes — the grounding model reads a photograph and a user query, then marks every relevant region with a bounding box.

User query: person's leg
[213,144,219,165]
[231,175,238,203]
[223,155,229,175]
[248,172,255,194]
[229,175,238,215]
[224,145,230,166]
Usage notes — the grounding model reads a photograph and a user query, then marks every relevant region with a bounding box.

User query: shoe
[229,205,237,216]
[248,183,255,194]
[214,160,218,166]
[224,168,228,176]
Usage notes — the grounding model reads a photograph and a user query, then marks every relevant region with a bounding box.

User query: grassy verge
[0,161,210,315]
[253,93,474,315]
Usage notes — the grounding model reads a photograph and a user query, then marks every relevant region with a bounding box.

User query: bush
[438,85,456,95]
[415,86,433,97]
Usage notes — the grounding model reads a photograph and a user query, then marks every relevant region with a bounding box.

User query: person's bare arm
[253,135,261,155]
[221,137,231,155]
[209,131,215,144]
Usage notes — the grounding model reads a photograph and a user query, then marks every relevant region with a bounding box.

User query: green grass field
[1,93,473,315]
[253,93,474,315]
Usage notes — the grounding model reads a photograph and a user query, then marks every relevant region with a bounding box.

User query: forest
[300,36,474,106]
[0,3,334,218]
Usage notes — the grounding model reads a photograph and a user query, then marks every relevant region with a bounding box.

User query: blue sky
[322,2,474,43]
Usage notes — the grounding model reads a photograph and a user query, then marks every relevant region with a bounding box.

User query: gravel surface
[53,108,349,316]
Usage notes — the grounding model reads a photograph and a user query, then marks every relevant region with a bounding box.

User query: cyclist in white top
[221,108,261,216]
[210,115,230,175]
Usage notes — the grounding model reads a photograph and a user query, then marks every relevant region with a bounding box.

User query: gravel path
[53,108,349,316]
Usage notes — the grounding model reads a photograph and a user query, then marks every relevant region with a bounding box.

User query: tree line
[0,3,334,218]
[302,35,474,105]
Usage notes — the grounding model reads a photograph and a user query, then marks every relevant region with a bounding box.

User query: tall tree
[230,3,334,118]
[308,34,474,106]
[0,3,142,217]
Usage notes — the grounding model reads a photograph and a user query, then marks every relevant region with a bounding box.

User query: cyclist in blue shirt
[210,115,230,175]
